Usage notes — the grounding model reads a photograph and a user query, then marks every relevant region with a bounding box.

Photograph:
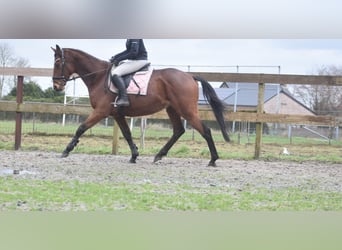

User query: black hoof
[61,151,69,158]
[129,158,136,163]
[153,155,162,163]
[207,161,217,167]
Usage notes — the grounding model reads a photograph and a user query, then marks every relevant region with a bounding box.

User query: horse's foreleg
[154,108,185,163]
[115,115,139,163]
[61,112,104,158]
[61,124,87,157]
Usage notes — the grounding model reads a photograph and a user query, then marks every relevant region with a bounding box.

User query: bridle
[52,48,69,86]
[52,47,110,87]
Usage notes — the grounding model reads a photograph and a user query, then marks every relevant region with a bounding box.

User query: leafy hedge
[2,81,64,103]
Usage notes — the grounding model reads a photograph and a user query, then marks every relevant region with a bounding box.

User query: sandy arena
[1,150,342,194]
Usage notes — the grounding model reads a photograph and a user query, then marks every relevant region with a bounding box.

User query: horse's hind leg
[201,123,219,167]
[187,116,219,167]
[154,107,185,163]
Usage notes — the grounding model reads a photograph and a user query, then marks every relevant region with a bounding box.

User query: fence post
[14,75,24,150]
[254,82,265,159]
[140,118,147,149]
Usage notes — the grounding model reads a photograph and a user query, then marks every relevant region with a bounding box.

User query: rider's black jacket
[111,39,147,65]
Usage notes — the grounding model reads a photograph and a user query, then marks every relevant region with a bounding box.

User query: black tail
[193,76,230,142]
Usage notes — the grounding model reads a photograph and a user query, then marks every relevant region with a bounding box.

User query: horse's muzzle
[53,81,65,91]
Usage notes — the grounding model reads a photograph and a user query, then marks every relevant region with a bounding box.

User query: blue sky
[2,39,342,96]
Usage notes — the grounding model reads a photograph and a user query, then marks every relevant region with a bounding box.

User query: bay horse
[51,45,230,166]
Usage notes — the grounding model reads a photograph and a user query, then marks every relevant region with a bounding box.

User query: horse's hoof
[207,161,217,167]
[129,158,136,163]
[61,152,69,158]
[153,155,162,163]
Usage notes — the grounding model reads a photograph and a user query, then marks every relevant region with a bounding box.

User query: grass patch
[1,177,342,211]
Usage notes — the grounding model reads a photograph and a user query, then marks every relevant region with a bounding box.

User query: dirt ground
[1,150,342,193]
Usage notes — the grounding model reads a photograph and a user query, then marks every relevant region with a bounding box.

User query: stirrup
[111,96,119,107]
[111,96,129,107]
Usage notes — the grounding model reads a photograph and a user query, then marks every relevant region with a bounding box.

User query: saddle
[108,63,152,96]
[114,63,151,87]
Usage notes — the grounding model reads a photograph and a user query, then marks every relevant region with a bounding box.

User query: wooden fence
[1,67,342,158]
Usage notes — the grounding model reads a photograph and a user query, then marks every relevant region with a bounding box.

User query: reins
[67,68,110,82]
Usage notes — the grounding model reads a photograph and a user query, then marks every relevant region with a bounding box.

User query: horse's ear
[51,44,61,52]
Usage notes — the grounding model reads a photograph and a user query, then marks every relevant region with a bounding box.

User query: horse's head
[51,45,74,91]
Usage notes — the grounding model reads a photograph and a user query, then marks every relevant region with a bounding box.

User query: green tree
[43,87,64,103]
[5,81,64,103]
[8,81,44,99]
[44,87,61,98]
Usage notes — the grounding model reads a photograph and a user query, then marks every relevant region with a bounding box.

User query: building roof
[198,82,280,106]
[198,82,314,113]
[198,88,235,105]
[225,83,280,106]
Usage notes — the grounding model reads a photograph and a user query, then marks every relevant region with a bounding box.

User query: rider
[110,39,148,106]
